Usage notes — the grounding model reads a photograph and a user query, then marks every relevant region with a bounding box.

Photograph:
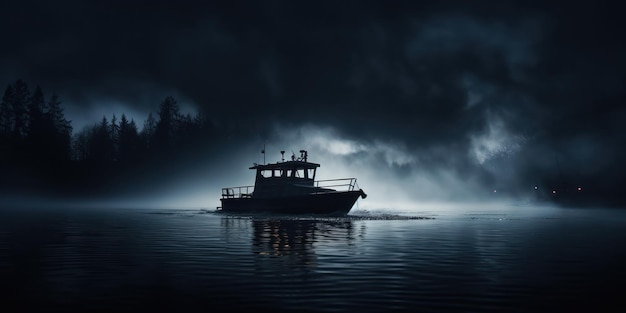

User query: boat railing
[222,185,254,199]
[222,178,359,199]
[314,178,359,191]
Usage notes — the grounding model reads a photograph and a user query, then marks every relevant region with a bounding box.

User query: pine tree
[11,79,30,140]
[47,92,72,161]
[118,114,140,162]
[47,92,72,134]
[72,127,90,161]
[91,116,112,161]
[141,112,156,150]
[0,85,14,137]
[0,85,15,160]
[27,85,46,124]
[110,114,119,161]
[25,86,47,161]
[155,96,180,151]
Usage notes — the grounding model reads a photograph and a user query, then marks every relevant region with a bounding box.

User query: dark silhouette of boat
[219,150,367,215]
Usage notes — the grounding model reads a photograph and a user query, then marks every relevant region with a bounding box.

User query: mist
[120,122,540,212]
[1,0,625,210]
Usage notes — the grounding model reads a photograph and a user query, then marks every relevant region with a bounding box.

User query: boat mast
[299,150,308,162]
[262,143,266,165]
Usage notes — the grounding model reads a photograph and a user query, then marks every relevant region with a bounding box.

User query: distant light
[534,186,538,190]
[577,187,582,191]
[552,190,557,194]
[493,189,497,193]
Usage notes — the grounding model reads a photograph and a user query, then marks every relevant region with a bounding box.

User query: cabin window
[286,169,293,177]
[296,169,305,178]
[260,169,288,178]
[308,169,315,179]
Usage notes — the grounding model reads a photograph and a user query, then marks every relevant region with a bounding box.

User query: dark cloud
[1,0,625,206]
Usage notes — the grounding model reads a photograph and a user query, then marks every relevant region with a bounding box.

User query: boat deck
[221,178,359,199]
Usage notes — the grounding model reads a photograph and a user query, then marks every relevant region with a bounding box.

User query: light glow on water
[1,205,624,312]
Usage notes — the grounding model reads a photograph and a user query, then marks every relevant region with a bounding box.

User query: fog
[106,123,536,212]
[1,1,624,210]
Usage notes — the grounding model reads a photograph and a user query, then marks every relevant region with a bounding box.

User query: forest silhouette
[0,79,221,199]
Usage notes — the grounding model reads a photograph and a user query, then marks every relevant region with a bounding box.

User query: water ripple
[1,206,625,311]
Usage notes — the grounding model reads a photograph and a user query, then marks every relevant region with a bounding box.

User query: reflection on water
[220,216,365,272]
[251,218,360,267]
[1,206,625,312]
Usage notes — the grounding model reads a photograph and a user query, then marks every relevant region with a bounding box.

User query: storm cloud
[1,0,624,207]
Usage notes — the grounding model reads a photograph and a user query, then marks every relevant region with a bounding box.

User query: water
[1,204,625,312]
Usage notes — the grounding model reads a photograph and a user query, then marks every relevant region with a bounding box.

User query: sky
[1,0,625,209]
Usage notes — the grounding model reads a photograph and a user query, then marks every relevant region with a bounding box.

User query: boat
[218,150,367,215]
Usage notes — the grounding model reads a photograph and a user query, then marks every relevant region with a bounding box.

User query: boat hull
[219,190,364,216]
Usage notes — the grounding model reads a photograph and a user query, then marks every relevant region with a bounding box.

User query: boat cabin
[249,150,324,198]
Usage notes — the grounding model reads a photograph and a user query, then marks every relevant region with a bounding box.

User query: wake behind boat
[218,150,366,215]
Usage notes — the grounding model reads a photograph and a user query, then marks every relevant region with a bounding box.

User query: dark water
[1,204,625,312]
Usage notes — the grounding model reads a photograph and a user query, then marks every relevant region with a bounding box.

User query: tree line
[0,79,215,189]
[71,95,214,163]
[0,79,72,163]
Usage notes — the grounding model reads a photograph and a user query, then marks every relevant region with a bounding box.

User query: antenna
[261,143,266,165]
[280,150,285,162]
